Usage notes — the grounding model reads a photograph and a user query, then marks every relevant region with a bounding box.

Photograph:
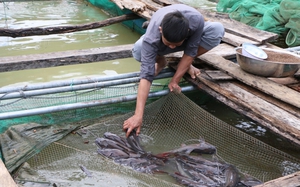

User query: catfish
[157,140,216,158]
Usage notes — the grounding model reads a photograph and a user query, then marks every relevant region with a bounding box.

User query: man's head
[160,10,189,47]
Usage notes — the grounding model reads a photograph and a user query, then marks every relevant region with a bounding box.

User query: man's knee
[201,22,225,50]
[207,22,225,39]
[132,35,144,62]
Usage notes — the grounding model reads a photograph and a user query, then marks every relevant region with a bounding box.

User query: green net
[217,0,300,47]
[0,76,176,162]
[6,92,300,187]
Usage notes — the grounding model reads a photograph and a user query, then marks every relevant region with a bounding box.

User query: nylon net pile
[217,0,300,47]
[2,90,300,186]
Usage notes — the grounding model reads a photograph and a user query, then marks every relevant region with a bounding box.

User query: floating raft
[1,0,300,186]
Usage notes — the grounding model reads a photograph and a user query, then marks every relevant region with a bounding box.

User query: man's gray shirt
[140,4,205,82]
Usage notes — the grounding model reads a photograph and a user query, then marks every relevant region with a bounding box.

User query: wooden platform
[0,159,17,187]
[1,0,300,186]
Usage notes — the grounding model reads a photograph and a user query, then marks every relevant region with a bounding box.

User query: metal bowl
[236,48,300,77]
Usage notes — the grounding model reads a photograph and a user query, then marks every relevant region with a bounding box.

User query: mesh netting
[0,83,168,134]
[10,92,300,186]
[216,0,300,47]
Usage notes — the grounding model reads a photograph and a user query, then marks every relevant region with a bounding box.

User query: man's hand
[168,80,181,93]
[188,64,200,79]
[123,114,142,137]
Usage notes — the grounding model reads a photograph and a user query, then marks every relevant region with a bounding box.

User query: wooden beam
[111,0,153,19]
[0,14,140,38]
[196,8,278,44]
[206,43,237,59]
[0,159,17,187]
[254,171,300,187]
[234,81,300,119]
[222,32,260,47]
[0,44,133,72]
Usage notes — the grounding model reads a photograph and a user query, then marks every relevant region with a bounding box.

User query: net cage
[1,87,300,186]
[216,0,300,47]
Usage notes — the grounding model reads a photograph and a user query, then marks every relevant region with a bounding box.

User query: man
[123,4,224,137]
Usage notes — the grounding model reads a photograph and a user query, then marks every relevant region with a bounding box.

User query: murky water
[1,0,299,157]
[1,0,300,186]
[0,0,141,55]
[0,0,141,87]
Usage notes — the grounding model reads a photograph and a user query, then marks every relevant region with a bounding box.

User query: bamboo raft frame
[1,0,300,186]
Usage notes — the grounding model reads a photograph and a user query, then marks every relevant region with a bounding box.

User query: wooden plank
[167,43,238,60]
[0,159,17,187]
[234,81,300,119]
[222,32,260,47]
[196,9,279,44]
[112,0,146,12]
[204,43,275,60]
[198,54,300,109]
[204,70,234,80]
[254,171,300,187]
[0,44,134,72]
[112,0,152,19]
[206,43,237,59]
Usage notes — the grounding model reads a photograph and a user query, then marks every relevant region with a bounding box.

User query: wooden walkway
[1,0,300,186]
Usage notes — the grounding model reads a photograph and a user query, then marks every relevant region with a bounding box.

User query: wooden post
[254,171,300,187]
[0,160,17,187]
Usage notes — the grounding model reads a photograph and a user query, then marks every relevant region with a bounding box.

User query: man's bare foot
[155,56,168,76]
[188,65,200,79]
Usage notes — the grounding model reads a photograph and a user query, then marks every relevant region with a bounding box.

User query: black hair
[161,11,189,43]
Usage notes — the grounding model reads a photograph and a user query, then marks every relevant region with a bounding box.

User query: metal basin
[236,48,300,77]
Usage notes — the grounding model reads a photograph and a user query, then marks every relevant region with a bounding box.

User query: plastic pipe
[0,86,196,120]
[0,68,173,93]
[0,72,174,100]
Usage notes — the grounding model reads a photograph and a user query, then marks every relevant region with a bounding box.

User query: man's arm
[168,54,194,92]
[123,78,151,137]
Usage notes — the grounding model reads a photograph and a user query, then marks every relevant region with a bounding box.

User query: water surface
[0,0,141,87]
[1,1,300,184]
